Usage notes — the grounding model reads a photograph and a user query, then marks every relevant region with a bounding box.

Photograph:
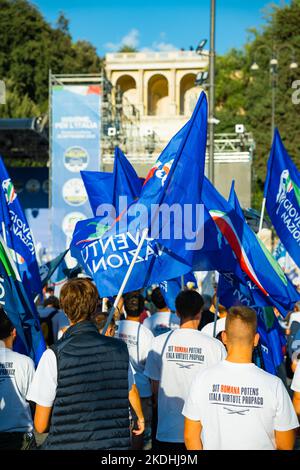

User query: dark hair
[93,313,115,332]
[43,295,60,309]
[46,287,54,293]
[60,278,98,323]
[124,292,145,317]
[0,307,14,340]
[175,290,204,319]
[151,287,167,310]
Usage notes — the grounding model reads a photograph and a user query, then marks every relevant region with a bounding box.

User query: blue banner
[51,84,101,256]
[265,129,300,267]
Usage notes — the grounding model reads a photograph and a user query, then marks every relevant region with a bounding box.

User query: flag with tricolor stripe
[202,176,300,314]
[0,235,45,366]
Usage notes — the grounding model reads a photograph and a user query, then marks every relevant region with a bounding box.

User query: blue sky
[31,0,290,55]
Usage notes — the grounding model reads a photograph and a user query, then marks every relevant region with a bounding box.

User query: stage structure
[49,72,102,259]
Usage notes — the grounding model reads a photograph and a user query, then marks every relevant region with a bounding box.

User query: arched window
[115,75,137,106]
[147,74,169,116]
[180,74,199,115]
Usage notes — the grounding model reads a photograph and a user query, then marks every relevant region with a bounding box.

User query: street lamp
[250,44,298,144]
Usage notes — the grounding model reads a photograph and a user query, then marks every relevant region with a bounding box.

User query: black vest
[42,321,131,450]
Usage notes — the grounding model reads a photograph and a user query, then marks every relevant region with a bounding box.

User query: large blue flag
[81,147,142,217]
[71,93,209,297]
[0,157,42,295]
[0,238,45,366]
[202,176,300,314]
[264,129,300,267]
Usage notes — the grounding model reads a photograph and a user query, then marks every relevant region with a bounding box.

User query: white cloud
[152,41,177,52]
[121,29,139,49]
[104,30,178,53]
[104,28,140,51]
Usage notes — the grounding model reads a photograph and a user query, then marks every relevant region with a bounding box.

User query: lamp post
[250,44,298,146]
[251,44,298,232]
[208,0,216,184]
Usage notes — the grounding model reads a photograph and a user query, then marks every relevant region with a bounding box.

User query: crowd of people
[0,277,300,451]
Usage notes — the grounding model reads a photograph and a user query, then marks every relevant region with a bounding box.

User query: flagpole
[181,275,184,290]
[102,228,149,335]
[258,197,266,233]
[213,274,219,338]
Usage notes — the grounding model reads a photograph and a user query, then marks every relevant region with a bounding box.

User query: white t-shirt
[291,361,300,393]
[144,328,227,443]
[183,360,299,450]
[287,312,300,329]
[143,311,180,337]
[27,348,135,407]
[0,342,35,432]
[201,317,226,338]
[116,320,154,397]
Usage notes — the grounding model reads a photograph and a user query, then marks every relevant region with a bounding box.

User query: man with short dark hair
[183,306,299,450]
[0,308,36,450]
[27,278,132,450]
[144,290,226,451]
[143,287,180,336]
[38,294,70,346]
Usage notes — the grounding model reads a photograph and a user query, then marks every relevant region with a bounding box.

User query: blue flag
[0,157,42,295]
[81,171,113,217]
[264,129,300,267]
[160,272,197,312]
[217,271,285,375]
[39,250,69,288]
[0,239,45,366]
[202,176,300,314]
[71,93,209,297]
[81,147,142,217]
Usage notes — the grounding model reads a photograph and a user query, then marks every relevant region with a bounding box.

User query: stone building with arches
[104,50,254,207]
[105,50,208,144]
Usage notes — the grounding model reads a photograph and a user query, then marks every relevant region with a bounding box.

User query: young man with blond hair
[27,278,134,450]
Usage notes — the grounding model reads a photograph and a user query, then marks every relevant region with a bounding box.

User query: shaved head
[225,306,257,345]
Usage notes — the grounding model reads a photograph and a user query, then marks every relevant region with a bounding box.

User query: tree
[214,0,300,208]
[118,45,138,53]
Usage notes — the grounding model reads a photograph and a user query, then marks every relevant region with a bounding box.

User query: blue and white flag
[71,93,208,297]
[264,129,300,267]
[0,157,42,295]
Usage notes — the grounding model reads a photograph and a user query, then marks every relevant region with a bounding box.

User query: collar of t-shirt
[222,360,256,369]
[0,340,7,349]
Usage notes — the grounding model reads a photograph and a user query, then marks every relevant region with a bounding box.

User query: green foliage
[215,0,300,208]
[118,45,138,53]
[0,0,102,118]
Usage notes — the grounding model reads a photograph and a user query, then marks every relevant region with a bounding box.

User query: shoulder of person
[192,360,223,384]
[150,330,172,349]
[106,335,130,354]
[12,350,35,370]
[140,322,154,337]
